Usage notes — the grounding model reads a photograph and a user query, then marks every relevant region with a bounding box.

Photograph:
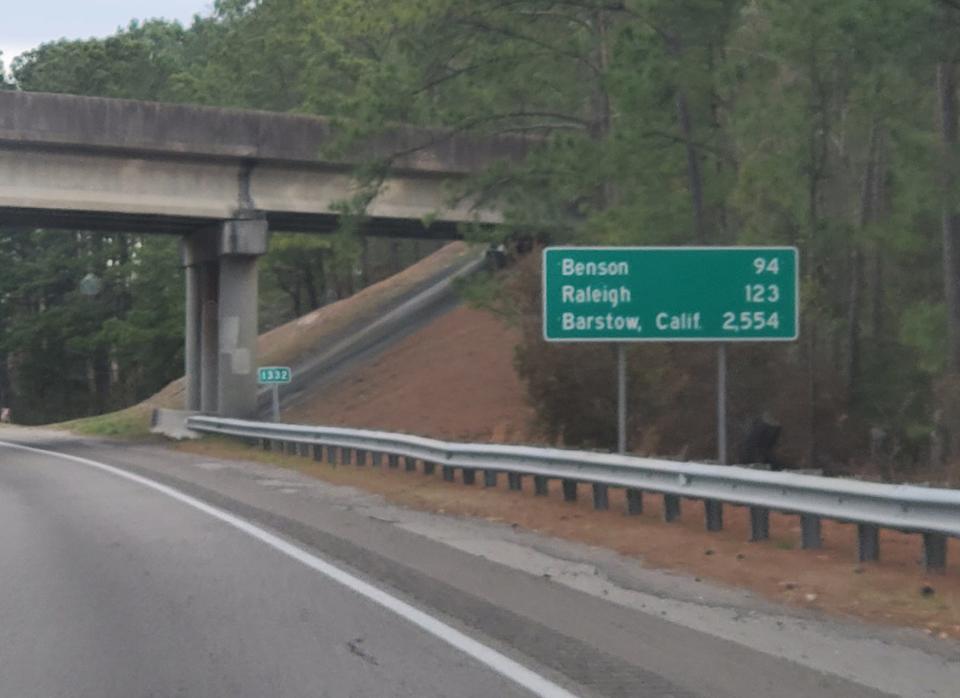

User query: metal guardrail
[187,415,960,573]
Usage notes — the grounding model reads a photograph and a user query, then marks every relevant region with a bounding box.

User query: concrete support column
[183,216,267,418]
[199,261,220,414]
[184,263,202,411]
[182,232,219,413]
[215,217,268,418]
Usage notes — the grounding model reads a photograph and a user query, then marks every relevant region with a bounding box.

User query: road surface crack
[347,637,379,666]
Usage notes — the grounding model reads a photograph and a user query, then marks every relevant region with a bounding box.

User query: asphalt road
[0,429,956,698]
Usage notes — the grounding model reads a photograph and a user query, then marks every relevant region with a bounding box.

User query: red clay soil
[284,305,538,443]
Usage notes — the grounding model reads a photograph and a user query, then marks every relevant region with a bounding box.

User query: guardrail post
[442,465,455,482]
[463,469,476,485]
[663,495,681,522]
[286,441,297,455]
[388,454,399,469]
[343,449,353,465]
[923,533,948,573]
[800,514,821,549]
[261,438,271,451]
[327,446,338,465]
[534,476,549,496]
[562,480,578,502]
[484,470,498,487]
[626,489,643,515]
[405,456,417,472]
[312,444,323,462]
[592,484,609,511]
[372,452,382,467]
[704,500,723,531]
[857,524,880,562]
[298,443,309,458]
[749,507,770,541]
[508,473,523,491]
[424,461,436,475]
[356,450,367,466]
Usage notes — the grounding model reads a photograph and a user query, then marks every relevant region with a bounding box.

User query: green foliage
[3,0,960,470]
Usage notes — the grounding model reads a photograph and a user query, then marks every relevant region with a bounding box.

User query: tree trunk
[302,264,321,310]
[938,62,960,374]
[675,90,707,243]
[938,59,960,459]
[360,236,371,289]
[846,121,880,406]
[804,47,829,469]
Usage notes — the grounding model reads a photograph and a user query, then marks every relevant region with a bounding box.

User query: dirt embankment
[284,305,537,443]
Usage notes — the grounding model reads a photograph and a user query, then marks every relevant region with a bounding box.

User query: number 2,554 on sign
[542,247,798,342]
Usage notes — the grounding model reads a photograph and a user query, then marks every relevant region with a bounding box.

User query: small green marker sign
[258,366,292,384]
[542,247,799,342]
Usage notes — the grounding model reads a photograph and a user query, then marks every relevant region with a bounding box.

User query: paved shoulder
[3,428,954,697]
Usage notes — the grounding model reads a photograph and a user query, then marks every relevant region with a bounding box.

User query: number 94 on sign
[722,311,779,333]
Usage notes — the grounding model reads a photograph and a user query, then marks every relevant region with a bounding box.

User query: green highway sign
[258,366,292,384]
[542,247,798,342]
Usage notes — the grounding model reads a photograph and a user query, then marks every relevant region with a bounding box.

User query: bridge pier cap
[181,216,269,266]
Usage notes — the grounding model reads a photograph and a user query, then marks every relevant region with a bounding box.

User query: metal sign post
[717,344,727,464]
[617,344,627,454]
[257,366,292,423]
[542,247,799,458]
[271,384,280,423]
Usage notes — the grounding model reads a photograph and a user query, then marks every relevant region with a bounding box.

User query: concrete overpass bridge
[0,91,525,418]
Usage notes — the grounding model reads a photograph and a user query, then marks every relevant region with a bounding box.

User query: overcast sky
[1,1,213,67]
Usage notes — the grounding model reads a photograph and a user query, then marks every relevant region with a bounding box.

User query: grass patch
[58,406,154,440]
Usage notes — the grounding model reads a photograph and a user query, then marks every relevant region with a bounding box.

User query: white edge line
[0,439,580,698]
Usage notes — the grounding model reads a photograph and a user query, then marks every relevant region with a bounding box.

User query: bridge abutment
[182,217,268,418]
